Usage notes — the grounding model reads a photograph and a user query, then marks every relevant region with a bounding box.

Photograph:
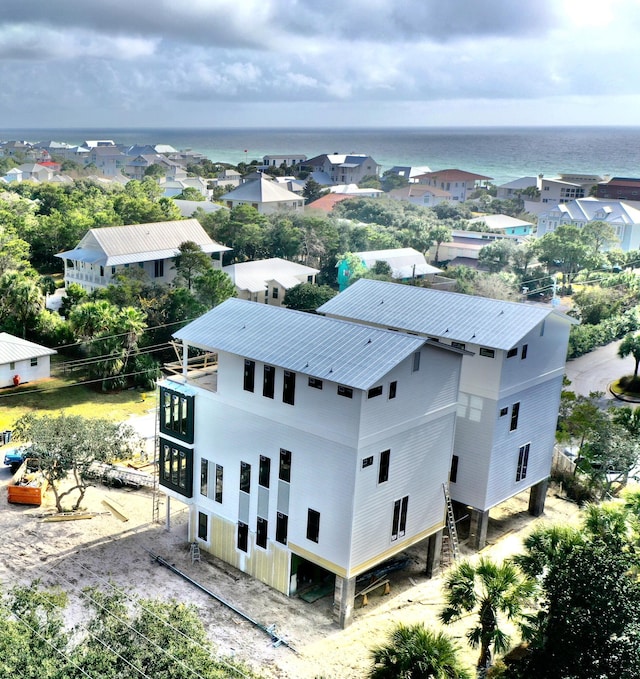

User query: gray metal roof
[55,218,230,266]
[173,298,427,390]
[318,279,576,350]
[0,333,56,364]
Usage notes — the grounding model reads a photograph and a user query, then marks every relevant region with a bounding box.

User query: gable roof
[318,279,575,350]
[223,258,319,293]
[173,298,429,390]
[0,333,56,364]
[468,214,534,230]
[221,175,302,203]
[415,169,493,182]
[306,193,353,212]
[544,197,640,224]
[497,176,538,190]
[56,218,230,266]
[352,248,442,278]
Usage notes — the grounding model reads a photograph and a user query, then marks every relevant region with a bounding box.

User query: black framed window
[158,438,193,498]
[307,509,320,543]
[276,513,288,544]
[154,259,164,278]
[200,459,208,496]
[510,402,520,431]
[389,381,397,399]
[507,347,518,358]
[391,496,408,541]
[256,517,268,549]
[283,370,296,405]
[368,386,383,399]
[259,455,270,488]
[240,461,251,493]
[237,522,248,552]
[198,512,208,540]
[480,347,495,358]
[272,287,279,299]
[279,449,291,482]
[450,455,459,483]
[412,351,421,372]
[338,385,353,398]
[215,464,223,503]
[516,443,530,481]
[308,377,323,389]
[244,359,255,392]
[362,456,374,469]
[521,344,528,360]
[451,341,466,351]
[159,387,194,443]
[378,449,390,484]
[263,365,275,398]
[500,407,509,417]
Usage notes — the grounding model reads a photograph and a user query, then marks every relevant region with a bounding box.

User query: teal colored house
[468,214,534,236]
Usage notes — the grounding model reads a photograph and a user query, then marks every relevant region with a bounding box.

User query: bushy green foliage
[567,306,640,358]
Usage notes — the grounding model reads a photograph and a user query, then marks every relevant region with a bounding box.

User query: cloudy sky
[1,0,639,128]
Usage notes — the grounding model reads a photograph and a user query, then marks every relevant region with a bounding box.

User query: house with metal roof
[56,218,230,292]
[337,248,442,291]
[0,333,56,388]
[222,257,319,305]
[319,279,577,549]
[467,214,535,236]
[157,298,464,627]
[221,174,304,214]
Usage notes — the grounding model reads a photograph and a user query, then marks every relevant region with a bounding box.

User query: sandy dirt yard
[0,463,582,679]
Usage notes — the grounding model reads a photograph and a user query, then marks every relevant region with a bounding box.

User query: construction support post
[528,478,549,517]
[165,496,171,531]
[333,575,356,629]
[425,528,443,578]
[469,508,490,550]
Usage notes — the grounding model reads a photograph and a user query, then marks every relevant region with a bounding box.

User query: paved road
[564,339,625,398]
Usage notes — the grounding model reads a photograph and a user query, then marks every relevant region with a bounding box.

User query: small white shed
[0,333,56,387]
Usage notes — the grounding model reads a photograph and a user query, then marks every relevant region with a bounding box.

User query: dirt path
[0,467,582,678]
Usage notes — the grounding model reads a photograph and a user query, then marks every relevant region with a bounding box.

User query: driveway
[564,339,626,398]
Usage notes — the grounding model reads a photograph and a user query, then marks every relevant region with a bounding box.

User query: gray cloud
[0,0,638,127]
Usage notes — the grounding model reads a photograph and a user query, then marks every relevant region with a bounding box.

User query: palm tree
[440,558,534,677]
[369,623,470,679]
[513,524,584,579]
[618,332,640,380]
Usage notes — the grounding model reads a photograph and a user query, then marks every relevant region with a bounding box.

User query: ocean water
[1,126,639,185]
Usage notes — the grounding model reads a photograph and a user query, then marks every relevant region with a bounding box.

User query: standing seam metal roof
[173,298,427,390]
[318,279,573,350]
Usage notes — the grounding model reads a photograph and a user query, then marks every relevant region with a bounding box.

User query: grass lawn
[0,375,157,430]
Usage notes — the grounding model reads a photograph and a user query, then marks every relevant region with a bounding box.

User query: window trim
[158,438,193,498]
[368,385,383,399]
[240,461,251,494]
[516,443,530,482]
[159,387,194,444]
[215,464,223,503]
[263,365,275,399]
[507,347,518,358]
[337,385,353,398]
[237,522,248,552]
[378,449,390,484]
[479,347,495,358]
[198,511,208,541]
[391,496,409,541]
[412,351,421,372]
[308,377,323,390]
[200,459,208,496]
[256,517,268,549]
[283,370,296,405]
[276,512,288,545]
[244,359,256,393]
[307,508,320,543]
[450,455,459,484]
[521,344,528,360]
[279,449,291,483]
[259,455,270,488]
[510,402,520,432]
[389,381,397,399]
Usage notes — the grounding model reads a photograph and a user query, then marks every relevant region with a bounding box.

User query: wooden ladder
[190,542,201,564]
[442,483,460,562]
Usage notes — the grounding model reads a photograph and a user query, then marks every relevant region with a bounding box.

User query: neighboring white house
[261,154,307,169]
[221,175,304,214]
[222,258,319,305]
[388,184,452,207]
[158,298,464,627]
[56,219,231,292]
[536,197,640,251]
[319,279,576,549]
[337,248,441,290]
[0,333,56,388]
[435,230,522,266]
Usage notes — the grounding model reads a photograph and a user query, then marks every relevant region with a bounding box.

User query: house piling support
[528,478,549,517]
[333,575,356,629]
[469,508,489,550]
[425,529,443,577]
